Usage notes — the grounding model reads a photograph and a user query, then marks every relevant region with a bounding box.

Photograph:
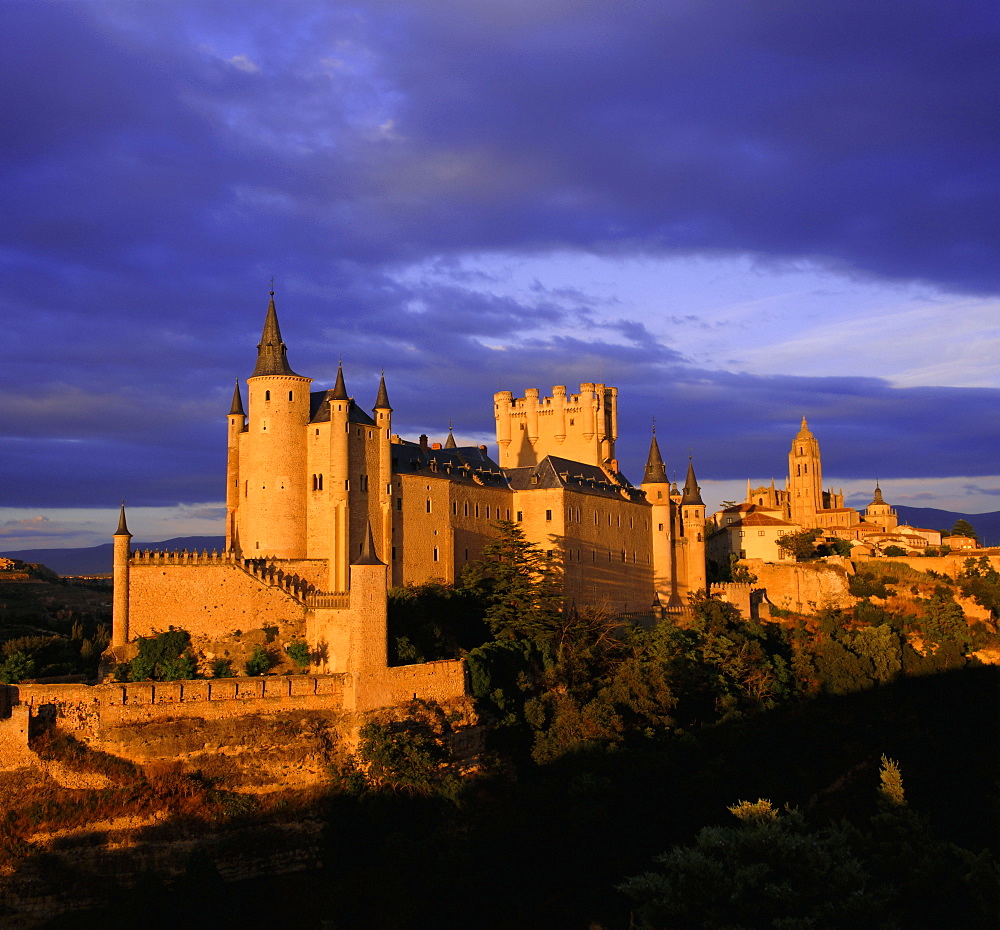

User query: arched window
[265,390,270,401]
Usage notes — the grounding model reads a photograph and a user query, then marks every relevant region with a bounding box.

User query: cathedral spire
[374,371,391,410]
[330,362,349,400]
[872,481,885,505]
[251,291,300,377]
[681,458,704,505]
[229,380,246,417]
[643,432,668,483]
[444,423,457,449]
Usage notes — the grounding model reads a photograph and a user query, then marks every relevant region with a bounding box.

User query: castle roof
[229,380,246,417]
[330,363,349,401]
[391,440,508,486]
[681,459,704,505]
[251,293,302,377]
[507,456,644,501]
[114,502,131,537]
[309,391,377,426]
[374,372,391,411]
[643,433,668,484]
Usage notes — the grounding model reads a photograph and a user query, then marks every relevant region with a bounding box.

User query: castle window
[451,501,457,515]
[545,510,552,521]
[312,475,317,490]
[475,504,480,518]
[506,509,511,520]
[392,546,397,560]
[629,516,633,528]
[433,547,439,562]
[426,499,432,513]
[265,390,270,401]
[569,418,574,425]
[657,491,662,499]
[464,502,469,517]
[316,429,320,435]
[758,530,766,536]
[464,549,469,560]
[288,391,293,401]
[396,498,402,510]
[360,475,368,491]
[516,511,522,521]
[486,506,491,519]
[658,523,664,532]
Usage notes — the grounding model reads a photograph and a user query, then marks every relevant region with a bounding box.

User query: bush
[285,640,310,672]
[245,645,272,676]
[128,628,197,681]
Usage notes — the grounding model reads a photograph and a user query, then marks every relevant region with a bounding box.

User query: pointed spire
[374,371,391,410]
[872,482,885,505]
[115,501,132,537]
[229,380,246,417]
[353,521,384,565]
[444,424,457,449]
[681,458,704,505]
[643,432,667,483]
[330,362,349,400]
[251,291,300,377]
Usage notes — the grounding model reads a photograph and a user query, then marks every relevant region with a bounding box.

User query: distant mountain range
[3,508,999,575]
[1,537,226,576]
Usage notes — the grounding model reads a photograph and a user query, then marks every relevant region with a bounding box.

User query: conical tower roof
[374,372,391,410]
[330,363,349,400]
[643,433,668,484]
[229,380,246,417]
[251,292,300,377]
[444,428,457,449]
[681,458,704,505]
[353,521,384,566]
[114,502,131,537]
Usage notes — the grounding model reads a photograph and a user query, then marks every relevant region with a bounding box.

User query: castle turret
[676,458,707,598]
[344,521,389,711]
[329,362,351,591]
[112,503,131,650]
[226,380,246,554]
[373,373,393,567]
[240,292,313,558]
[640,430,675,610]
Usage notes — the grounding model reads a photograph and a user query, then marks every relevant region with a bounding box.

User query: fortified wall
[742,559,854,614]
[0,660,468,773]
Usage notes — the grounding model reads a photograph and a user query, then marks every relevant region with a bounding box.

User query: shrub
[285,640,310,672]
[245,645,272,676]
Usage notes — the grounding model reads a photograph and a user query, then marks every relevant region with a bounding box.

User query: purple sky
[2,0,999,549]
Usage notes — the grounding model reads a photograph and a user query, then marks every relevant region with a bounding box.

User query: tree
[245,644,272,676]
[775,528,822,561]
[951,518,979,543]
[127,628,197,681]
[0,651,36,684]
[461,520,563,644]
[882,545,907,557]
[285,640,310,672]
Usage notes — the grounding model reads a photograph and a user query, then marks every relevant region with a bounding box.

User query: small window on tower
[288,391,293,401]
[433,547,439,562]
[265,390,270,401]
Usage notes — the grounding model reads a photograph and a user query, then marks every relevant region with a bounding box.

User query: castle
[108,293,709,705]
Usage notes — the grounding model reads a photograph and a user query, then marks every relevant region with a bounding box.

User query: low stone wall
[385,659,468,706]
[880,553,1000,579]
[0,675,348,764]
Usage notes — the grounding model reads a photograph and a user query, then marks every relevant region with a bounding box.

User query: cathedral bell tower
[787,417,823,526]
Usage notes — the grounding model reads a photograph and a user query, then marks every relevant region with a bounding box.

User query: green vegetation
[951,518,979,542]
[244,644,273,676]
[285,639,311,672]
[118,628,198,682]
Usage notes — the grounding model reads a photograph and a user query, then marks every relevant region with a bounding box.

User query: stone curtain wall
[385,660,469,705]
[129,561,309,640]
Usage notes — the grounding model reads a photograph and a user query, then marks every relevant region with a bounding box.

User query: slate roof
[506,456,644,502]
[391,440,509,487]
[309,391,377,426]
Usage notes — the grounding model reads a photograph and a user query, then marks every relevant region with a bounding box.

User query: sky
[2,0,999,550]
